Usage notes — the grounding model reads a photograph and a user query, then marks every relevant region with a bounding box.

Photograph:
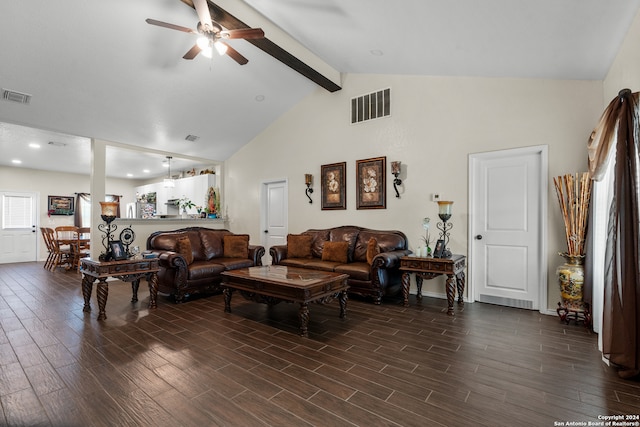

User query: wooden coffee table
[221,266,349,337]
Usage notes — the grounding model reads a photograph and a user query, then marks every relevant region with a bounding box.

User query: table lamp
[436,201,453,258]
[98,201,119,261]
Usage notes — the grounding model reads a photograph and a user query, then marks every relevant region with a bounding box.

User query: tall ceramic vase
[556,253,590,327]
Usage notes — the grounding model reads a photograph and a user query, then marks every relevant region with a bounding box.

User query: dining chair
[54,226,80,270]
[40,227,56,270]
[76,227,91,269]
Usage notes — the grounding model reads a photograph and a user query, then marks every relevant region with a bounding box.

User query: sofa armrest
[269,245,288,264]
[371,249,412,269]
[249,245,265,266]
[157,251,188,270]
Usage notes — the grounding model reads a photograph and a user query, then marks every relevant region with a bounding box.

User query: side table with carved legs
[399,255,466,315]
[80,258,160,320]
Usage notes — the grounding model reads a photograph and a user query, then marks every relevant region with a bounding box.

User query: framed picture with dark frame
[48,195,74,215]
[433,239,445,258]
[356,156,386,209]
[321,162,347,210]
[109,240,128,260]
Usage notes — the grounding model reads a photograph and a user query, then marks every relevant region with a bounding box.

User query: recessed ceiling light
[126,173,133,178]
[28,143,40,149]
[12,159,22,164]
[255,95,265,102]
[143,169,150,173]
[370,49,384,56]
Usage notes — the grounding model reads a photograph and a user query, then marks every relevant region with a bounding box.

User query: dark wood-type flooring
[1,262,639,426]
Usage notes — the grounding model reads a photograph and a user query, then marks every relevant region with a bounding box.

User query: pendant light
[164,156,175,188]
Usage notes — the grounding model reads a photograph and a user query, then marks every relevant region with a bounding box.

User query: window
[2,194,33,229]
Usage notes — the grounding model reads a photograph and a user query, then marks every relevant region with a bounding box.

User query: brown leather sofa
[146,227,265,303]
[269,226,411,304]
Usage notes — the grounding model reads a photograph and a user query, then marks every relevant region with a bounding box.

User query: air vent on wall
[351,88,390,124]
[1,88,32,104]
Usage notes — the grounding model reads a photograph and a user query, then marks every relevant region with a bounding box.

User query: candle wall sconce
[98,201,119,261]
[305,174,313,203]
[391,161,402,198]
[435,200,454,258]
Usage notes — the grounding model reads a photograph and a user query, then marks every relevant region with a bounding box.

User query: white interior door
[261,180,288,265]
[469,146,547,311]
[0,191,38,264]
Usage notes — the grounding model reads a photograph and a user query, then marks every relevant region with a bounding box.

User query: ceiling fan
[146,0,264,65]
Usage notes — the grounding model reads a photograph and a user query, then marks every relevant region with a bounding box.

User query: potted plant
[176,196,195,218]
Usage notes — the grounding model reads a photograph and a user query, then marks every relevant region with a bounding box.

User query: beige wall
[0,166,138,261]
[604,8,640,100]
[224,74,604,312]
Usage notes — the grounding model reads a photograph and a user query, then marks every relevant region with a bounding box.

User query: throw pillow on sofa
[176,236,194,265]
[223,235,249,258]
[366,237,381,264]
[321,241,349,263]
[287,234,313,258]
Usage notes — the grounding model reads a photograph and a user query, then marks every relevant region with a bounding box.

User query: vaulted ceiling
[1,0,638,179]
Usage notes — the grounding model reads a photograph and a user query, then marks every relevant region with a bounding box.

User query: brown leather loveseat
[269,226,410,304]
[146,227,265,303]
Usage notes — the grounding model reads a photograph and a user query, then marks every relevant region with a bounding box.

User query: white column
[90,139,107,259]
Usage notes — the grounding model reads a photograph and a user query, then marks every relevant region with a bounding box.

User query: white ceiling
[1,0,638,179]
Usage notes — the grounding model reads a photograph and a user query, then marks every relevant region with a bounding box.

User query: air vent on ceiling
[2,88,32,104]
[185,134,199,142]
[351,88,390,124]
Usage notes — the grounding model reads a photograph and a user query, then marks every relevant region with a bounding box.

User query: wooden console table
[399,254,466,315]
[80,257,160,320]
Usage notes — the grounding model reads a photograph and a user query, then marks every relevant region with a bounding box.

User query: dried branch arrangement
[553,172,592,256]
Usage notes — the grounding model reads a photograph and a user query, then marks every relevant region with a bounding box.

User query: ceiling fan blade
[183,44,201,60]
[193,0,214,31]
[146,18,196,34]
[221,28,265,40]
[222,43,248,65]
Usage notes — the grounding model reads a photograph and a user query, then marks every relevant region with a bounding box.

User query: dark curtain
[588,89,640,379]
[74,193,121,227]
[75,193,91,227]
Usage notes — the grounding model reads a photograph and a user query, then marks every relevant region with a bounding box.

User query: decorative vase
[181,209,188,219]
[556,253,591,327]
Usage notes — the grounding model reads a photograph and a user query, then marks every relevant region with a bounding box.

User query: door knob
[475,235,483,240]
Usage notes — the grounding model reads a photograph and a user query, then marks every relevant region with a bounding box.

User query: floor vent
[478,294,533,310]
[351,88,390,124]
[2,88,32,104]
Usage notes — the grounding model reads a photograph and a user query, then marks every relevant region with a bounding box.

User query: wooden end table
[80,257,160,320]
[399,254,466,315]
[221,265,349,337]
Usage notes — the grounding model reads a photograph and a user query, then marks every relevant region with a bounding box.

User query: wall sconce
[391,161,402,198]
[305,174,313,203]
[98,201,119,261]
[435,201,453,258]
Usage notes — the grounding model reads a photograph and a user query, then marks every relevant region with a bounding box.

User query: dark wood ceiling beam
[180,0,341,92]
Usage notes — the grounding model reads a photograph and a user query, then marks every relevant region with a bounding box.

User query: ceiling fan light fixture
[201,47,213,59]
[214,41,228,56]
[196,36,209,50]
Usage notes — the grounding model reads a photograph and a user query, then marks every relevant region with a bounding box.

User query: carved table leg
[299,302,310,337]
[402,272,411,307]
[456,271,466,306]
[223,287,233,313]
[82,274,95,313]
[131,278,140,303]
[416,274,424,301]
[148,272,158,309]
[445,274,455,315]
[338,290,348,319]
[96,278,109,320]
